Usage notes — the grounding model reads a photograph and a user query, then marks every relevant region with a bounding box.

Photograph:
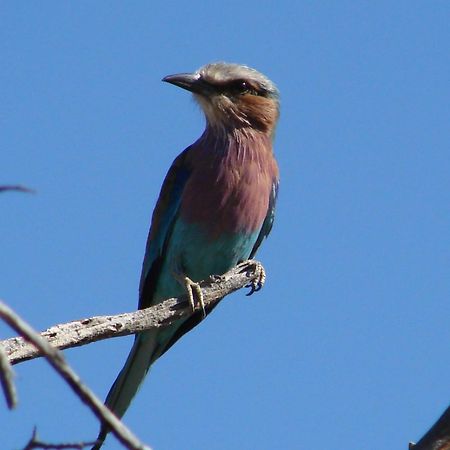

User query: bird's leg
[185,276,206,317]
[237,260,266,296]
[173,272,206,318]
[172,258,206,318]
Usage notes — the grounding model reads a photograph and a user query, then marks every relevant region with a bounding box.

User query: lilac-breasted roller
[94,62,279,448]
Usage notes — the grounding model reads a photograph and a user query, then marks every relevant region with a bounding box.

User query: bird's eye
[230,79,258,96]
[237,80,253,94]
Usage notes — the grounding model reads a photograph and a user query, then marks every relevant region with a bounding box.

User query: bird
[93,62,280,448]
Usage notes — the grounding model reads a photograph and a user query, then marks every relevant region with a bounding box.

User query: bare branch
[1,261,261,365]
[0,261,260,449]
[410,405,450,450]
[0,301,151,450]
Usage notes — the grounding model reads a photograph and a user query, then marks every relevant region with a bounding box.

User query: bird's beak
[162,72,213,96]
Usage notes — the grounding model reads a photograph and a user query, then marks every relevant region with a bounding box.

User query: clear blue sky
[1,2,449,449]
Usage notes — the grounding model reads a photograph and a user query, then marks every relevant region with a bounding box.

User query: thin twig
[0,343,17,408]
[0,301,151,450]
[0,185,35,194]
[2,261,262,365]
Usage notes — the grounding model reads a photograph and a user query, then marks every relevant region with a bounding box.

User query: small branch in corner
[23,427,96,449]
[410,405,450,450]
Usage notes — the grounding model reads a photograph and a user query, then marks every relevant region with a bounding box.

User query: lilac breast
[180,132,279,239]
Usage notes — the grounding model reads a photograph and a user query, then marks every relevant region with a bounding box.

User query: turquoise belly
[154,219,259,304]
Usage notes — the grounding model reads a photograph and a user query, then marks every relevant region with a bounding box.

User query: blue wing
[250,180,279,258]
[138,148,191,309]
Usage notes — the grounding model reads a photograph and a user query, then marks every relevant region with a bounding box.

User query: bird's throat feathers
[180,127,279,239]
[195,92,279,136]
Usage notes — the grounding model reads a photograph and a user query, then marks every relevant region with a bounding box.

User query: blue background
[1,2,449,449]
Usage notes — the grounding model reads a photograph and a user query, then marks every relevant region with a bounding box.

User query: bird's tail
[92,329,160,449]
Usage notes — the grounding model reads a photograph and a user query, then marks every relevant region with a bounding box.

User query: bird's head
[163,62,279,135]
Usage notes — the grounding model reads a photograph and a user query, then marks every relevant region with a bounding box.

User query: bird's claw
[237,260,266,296]
[184,276,206,318]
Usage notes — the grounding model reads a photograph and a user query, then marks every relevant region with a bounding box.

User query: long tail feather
[92,330,159,449]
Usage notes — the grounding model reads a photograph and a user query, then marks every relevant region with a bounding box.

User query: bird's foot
[183,276,206,318]
[237,260,266,296]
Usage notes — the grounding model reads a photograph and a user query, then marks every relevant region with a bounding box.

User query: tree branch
[0,300,151,450]
[1,261,261,366]
[0,261,261,449]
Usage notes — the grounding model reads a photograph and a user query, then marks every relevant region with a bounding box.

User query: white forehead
[197,62,278,96]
